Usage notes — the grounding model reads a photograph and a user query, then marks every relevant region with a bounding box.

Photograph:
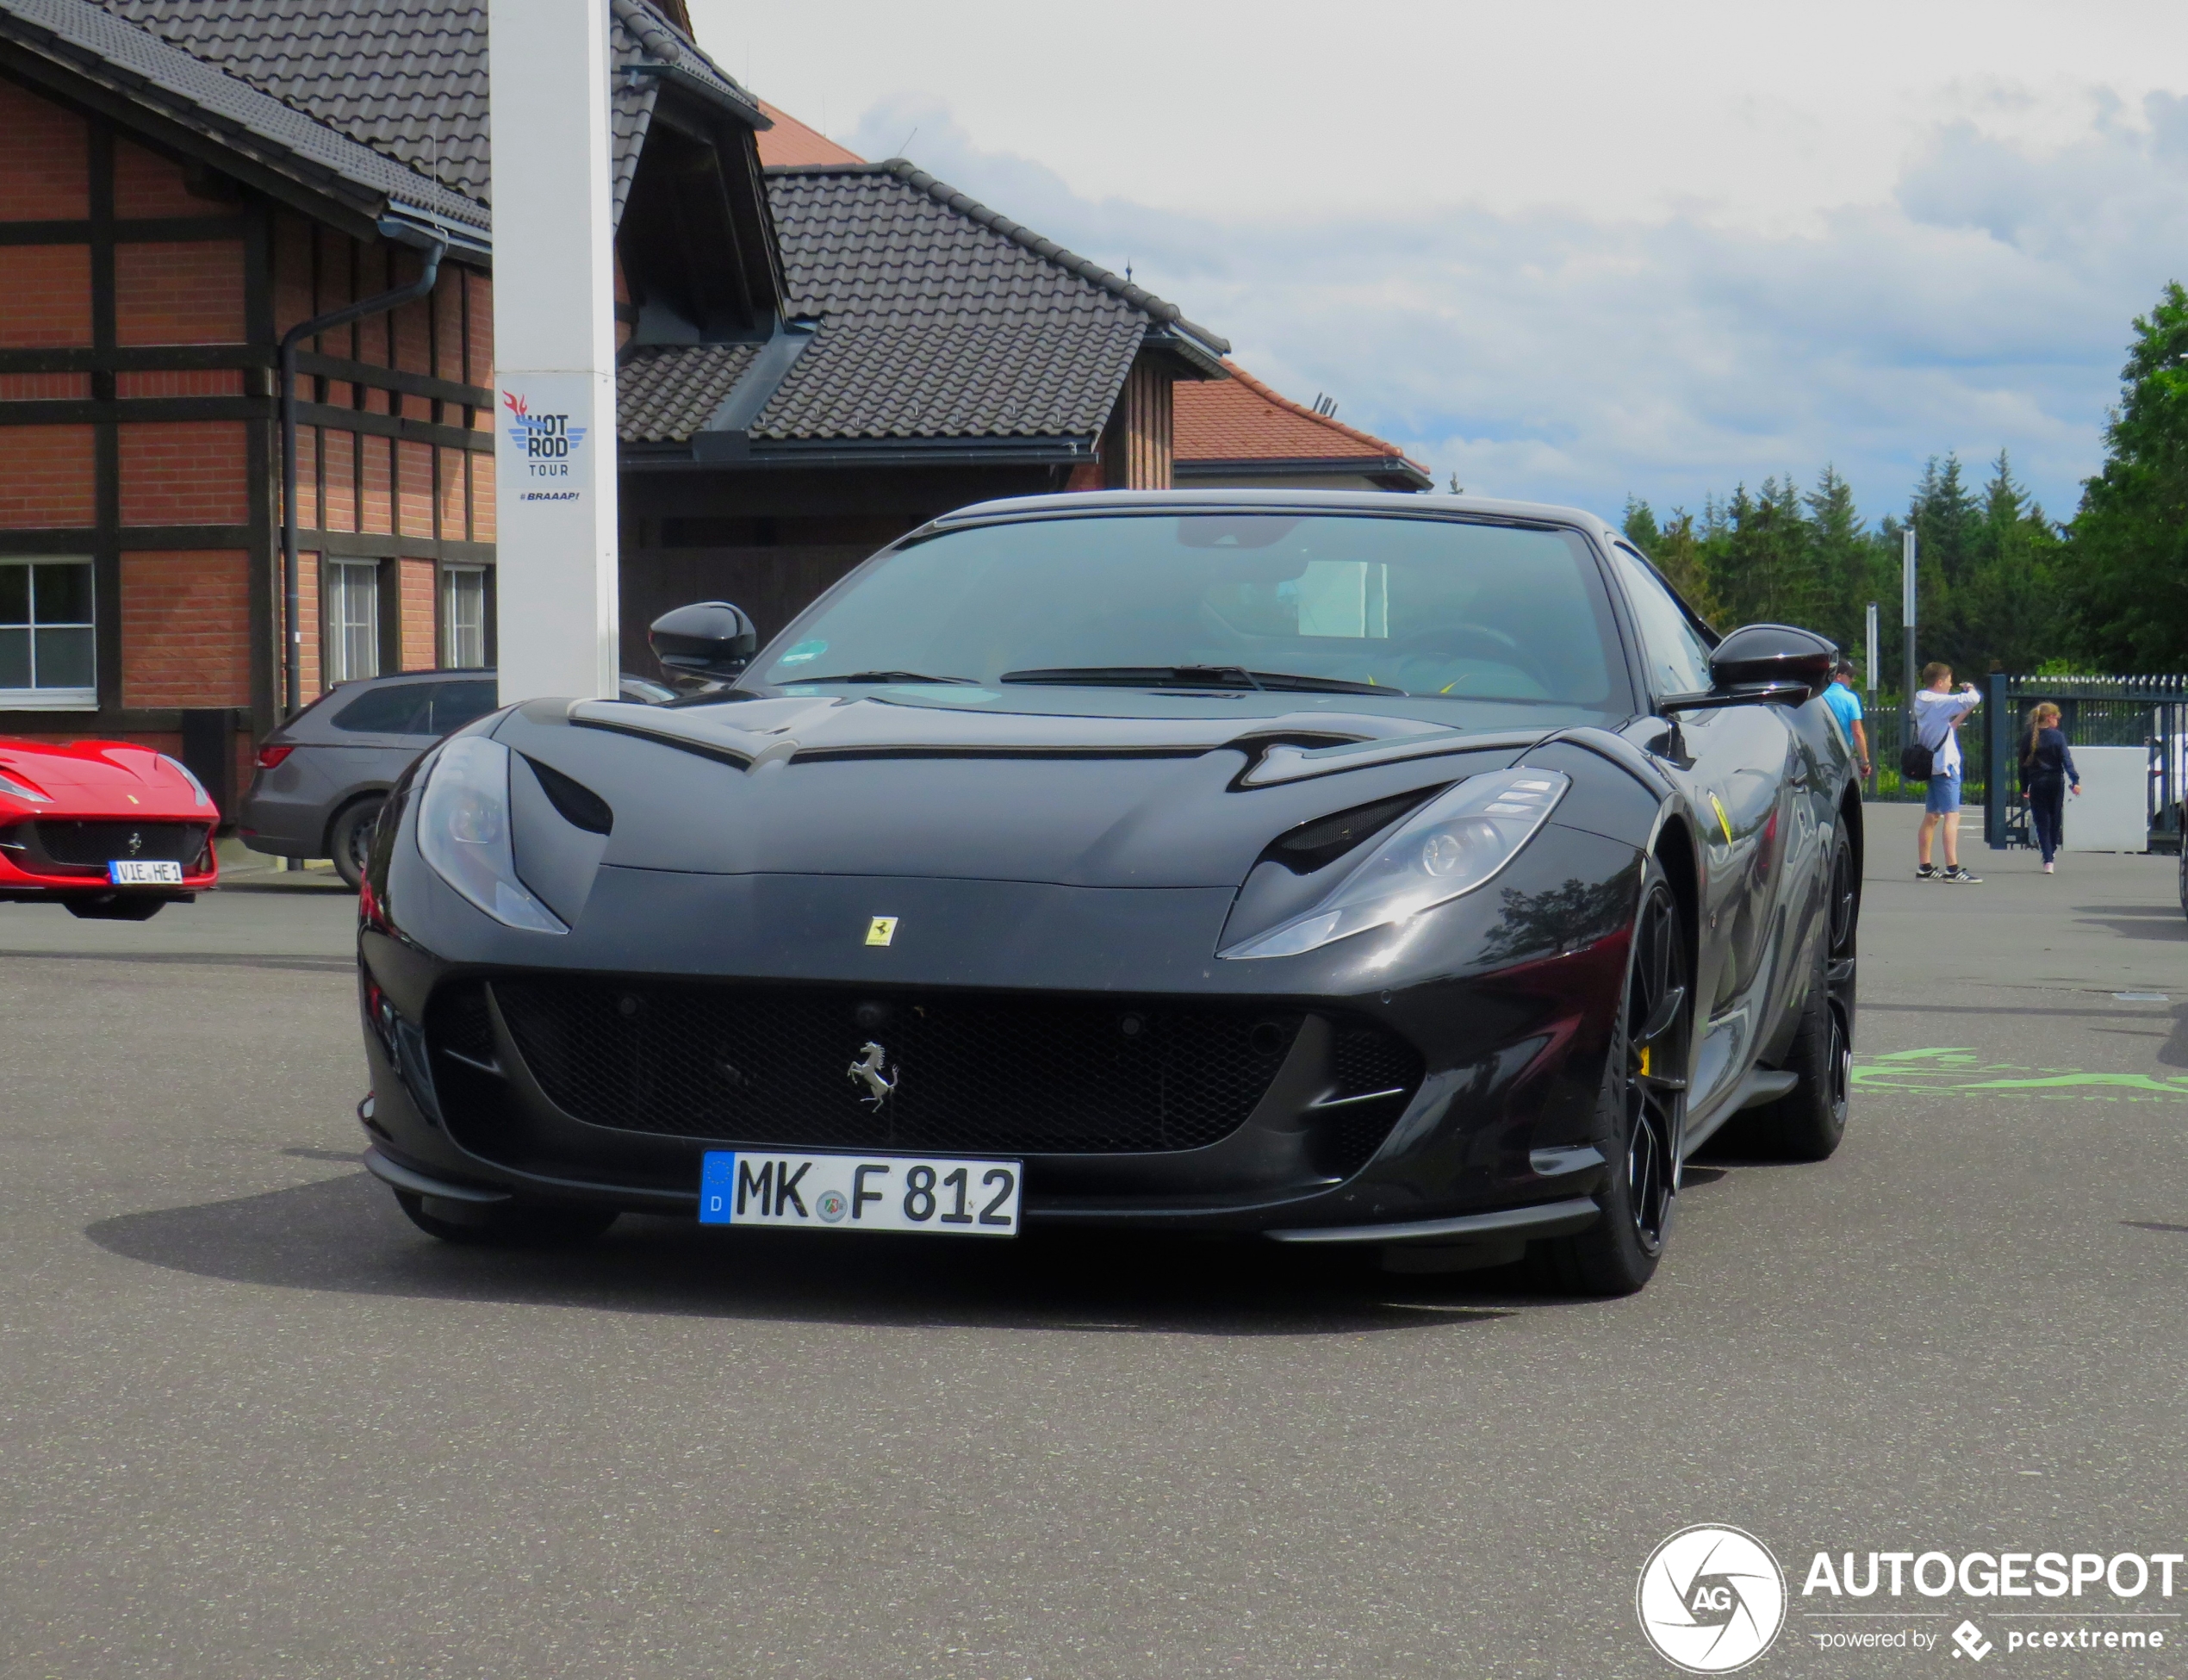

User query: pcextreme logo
[1637,1525,1788,1673]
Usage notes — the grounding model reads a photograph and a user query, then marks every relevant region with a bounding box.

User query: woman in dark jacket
[2020,702,2080,874]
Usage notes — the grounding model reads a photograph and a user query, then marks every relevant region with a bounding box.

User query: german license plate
[108,860,183,885]
[699,1150,1021,1235]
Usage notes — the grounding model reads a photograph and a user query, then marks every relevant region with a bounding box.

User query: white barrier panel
[2062,745,2148,852]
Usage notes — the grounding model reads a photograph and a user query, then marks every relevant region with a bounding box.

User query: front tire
[393,1189,619,1247]
[328,795,385,890]
[1532,856,1689,1297]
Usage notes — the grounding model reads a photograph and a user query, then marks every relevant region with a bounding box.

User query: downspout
[280,236,447,716]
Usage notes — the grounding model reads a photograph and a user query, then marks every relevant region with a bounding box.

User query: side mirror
[1709,623,1836,700]
[1661,624,1837,715]
[650,600,757,684]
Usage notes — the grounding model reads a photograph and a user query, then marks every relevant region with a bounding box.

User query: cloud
[848,94,2188,525]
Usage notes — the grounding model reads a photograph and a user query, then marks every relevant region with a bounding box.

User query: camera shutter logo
[1636,1524,1787,1673]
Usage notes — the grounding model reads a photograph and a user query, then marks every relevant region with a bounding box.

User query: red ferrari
[0,737,219,919]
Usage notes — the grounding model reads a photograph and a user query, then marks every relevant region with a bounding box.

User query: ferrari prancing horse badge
[865,916,899,947]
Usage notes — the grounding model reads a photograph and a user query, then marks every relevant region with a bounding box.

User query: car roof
[926,487,1621,542]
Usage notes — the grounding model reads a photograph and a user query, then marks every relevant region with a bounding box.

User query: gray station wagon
[239,669,673,886]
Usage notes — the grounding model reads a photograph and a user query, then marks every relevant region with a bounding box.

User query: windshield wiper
[999,665,1397,696]
[791,670,980,686]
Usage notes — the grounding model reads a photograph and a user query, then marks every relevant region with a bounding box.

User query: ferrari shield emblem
[864,916,899,947]
[1707,792,1733,844]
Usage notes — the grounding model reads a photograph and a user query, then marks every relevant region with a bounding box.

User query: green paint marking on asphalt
[1852,1047,2188,1101]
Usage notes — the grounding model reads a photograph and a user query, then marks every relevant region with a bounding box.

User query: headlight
[415,736,567,934]
[159,754,212,808]
[0,768,50,804]
[1219,768,1570,960]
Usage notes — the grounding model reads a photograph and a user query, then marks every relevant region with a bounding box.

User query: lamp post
[1900,529,1918,733]
[488,0,621,705]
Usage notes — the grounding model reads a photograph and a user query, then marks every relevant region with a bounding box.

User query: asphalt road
[2,811,2183,1679]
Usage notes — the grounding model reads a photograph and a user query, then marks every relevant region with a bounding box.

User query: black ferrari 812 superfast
[356,491,1860,1294]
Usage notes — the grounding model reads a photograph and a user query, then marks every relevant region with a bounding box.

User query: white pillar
[488,0,619,703]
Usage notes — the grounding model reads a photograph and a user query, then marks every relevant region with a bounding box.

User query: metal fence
[1978,674,2188,853]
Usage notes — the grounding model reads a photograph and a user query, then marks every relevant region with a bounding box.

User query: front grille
[1332,1026,1419,1097]
[431,986,497,1067]
[1319,1025,1427,1177]
[29,819,209,868]
[484,978,1308,1154]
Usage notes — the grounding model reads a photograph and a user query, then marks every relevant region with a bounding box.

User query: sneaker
[2042,861,2054,874]
[1916,864,1938,880]
[1940,866,1983,883]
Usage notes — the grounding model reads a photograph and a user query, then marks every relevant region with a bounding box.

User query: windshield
[754,513,1625,707]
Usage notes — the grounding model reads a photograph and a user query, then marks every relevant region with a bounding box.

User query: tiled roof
[618,159,1228,446]
[1176,359,1429,482]
[754,98,861,169]
[618,340,759,443]
[16,0,762,230]
[0,0,485,227]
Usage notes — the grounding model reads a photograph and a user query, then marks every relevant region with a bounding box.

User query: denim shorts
[1924,770,1962,814]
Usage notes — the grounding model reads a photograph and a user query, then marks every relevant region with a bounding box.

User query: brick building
[0,0,770,807]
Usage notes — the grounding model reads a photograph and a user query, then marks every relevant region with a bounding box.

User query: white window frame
[324,558,381,688]
[0,555,96,710]
[441,563,489,669]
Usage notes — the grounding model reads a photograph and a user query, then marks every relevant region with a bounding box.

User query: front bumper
[0,819,216,899]
[354,937,1629,1242]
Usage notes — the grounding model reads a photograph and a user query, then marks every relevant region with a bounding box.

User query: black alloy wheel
[1533,856,1689,1296]
[328,795,385,891]
[1620,870,1687,1254]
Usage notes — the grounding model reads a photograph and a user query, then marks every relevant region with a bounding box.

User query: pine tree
[2068,282,2188,670]
[1621,496,1663,555]
[1650,510,1723,625]
[1803,464,1887,661]
[1955,451,2066,674]
[1712,477,1818,629]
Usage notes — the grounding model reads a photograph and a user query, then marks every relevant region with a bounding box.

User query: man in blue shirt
[1821,659,1868,780]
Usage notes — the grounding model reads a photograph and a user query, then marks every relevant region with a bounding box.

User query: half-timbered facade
[0,0,770,808]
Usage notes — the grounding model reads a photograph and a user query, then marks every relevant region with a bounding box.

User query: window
[332,679,433,736]
[0,558,95,708]
[325,559,380,686]
[425,679,498,735]
[757,514,1626,716]
[442,564,488,668]
[331,677,498,739]
[1607,544,1715,698]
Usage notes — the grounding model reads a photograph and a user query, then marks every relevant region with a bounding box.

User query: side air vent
[523,757,613,834]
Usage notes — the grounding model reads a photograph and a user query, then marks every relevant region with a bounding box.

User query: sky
[688,0,2188,529]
